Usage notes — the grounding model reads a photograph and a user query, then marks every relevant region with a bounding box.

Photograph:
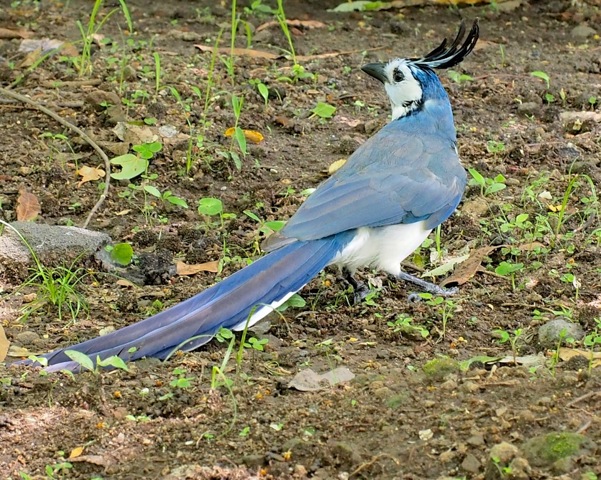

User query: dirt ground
[1,0,601,479]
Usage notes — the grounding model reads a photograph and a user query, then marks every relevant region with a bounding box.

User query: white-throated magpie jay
[25,21,479,372]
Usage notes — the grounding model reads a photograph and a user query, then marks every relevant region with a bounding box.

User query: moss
[422,356,461,380]
[523,432,592,467]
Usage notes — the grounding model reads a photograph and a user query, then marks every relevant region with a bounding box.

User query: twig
[349,453,400,478]
[566,390,601,408]
[0,86,110,228]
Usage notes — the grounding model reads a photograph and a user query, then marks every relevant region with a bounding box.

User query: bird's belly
[331,221,432,275]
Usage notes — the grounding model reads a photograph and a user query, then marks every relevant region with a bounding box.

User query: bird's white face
[382,59,423,119]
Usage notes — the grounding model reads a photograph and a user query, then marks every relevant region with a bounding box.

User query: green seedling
[468,168,506,196]
[495,261,524,291]
[76,0,132,76]
[447,70,473,84]
[530,70,550,89]
[559,272,581,300]
[106,242,134,266]
[419,293,456,339]
[198,197,236,229]
[63,349,129,374]
[493,327,524,364]
[311,102,336,119]
[387,313,429,339]
[486,139,506,154]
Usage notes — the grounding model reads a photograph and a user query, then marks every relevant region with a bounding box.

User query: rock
[485,442,522,480]
[522,432,595,467]
[517,101,541,117]
[570,25,597,41]
[0,222,111,280]
[538,318,585,348]
[461,453,481,473]
[461,197,489,218]
[15,331,40,345]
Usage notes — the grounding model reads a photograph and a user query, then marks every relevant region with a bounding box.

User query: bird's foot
[394,271,458,302]
[342,268,371,305]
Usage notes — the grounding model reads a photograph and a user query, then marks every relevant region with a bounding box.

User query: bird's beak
[361,62,387,84]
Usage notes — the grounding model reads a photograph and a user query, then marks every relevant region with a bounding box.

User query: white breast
[330,221,431,276]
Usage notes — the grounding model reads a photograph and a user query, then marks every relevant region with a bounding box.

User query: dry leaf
[176,260,220,276]
[116,279,136,287]
[16,189,41,221]
[0,324,10,362]
[194,45,367,62]
[288,367,355,391]
[256,19,326,33]
[77,165,105,187]
[69,446,85,459]
[224,128,264,144]
[328,159,347,175]
[70,454,114,467]
[0,27,33,39]
[558,348,601,368]
[440,245,502,287]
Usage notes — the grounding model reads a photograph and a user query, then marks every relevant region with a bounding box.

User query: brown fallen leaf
[77,165,105,187]
[328,159,347,175]
[176,260,220,276]
[256,19,326,33]
[0,324,10,362]
[70,454,115,468]
[558,348,601,369]
[0,27,33,39]
[440,245,503,287]
[16,189,41,221]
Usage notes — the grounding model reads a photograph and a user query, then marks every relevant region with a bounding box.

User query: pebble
[570,25,597,40]
[517,101,541,117]
[538,318,585,348]
[15,331,40,345]
[461,453,481,473]
[489,441,518,464]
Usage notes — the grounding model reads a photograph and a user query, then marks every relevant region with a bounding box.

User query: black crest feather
[411,20,479,69]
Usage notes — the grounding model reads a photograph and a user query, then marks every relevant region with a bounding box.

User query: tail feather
[31,234,350,372]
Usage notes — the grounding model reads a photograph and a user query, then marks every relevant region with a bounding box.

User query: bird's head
[362,21,479,120]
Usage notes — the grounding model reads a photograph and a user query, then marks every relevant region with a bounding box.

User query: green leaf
[277,293,306,312]
[110,153,148,180]
[485,183,506,195]
[468,168,485,186]
[243,210,261,222]
[233,126,248,156]
[257,83,269,102]
[64,350,95,372]
[264,220,286,231]
[312,102,336,119]
[330,1,385,12]
[111,242,134,266]
[530,70,550,88]
[97,355,129,371]
[143,185,161,197]
[198,197,223,216]
[166,195,188,208]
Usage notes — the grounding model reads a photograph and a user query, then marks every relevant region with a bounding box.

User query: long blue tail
[32,235,351,372]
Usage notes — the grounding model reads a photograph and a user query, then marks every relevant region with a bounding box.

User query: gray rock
[15,331,40,345]
[517,101,541,117]
[461,453,481,473]
[571,25,597,41]
[538,318,585,348]
[0,222,111,280]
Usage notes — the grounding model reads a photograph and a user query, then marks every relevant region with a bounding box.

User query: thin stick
[0,86,110,228]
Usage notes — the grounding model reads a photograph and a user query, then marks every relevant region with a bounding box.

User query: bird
[24,21,479,372]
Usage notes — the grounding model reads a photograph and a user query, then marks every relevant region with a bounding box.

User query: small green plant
[198,197,236,229]
[447,70,473,84]
[485,139,506,155]
[76,0,132,76]
[530,70,550,89]
[419,294,456,339]
[311,101,336,119]
[495,261,524,291]
[228,94,248,170]
[387,313,429,338]
[468,168,506,196]
[583,318,601,373]
[63,349,130,374]
[493,327,524,364]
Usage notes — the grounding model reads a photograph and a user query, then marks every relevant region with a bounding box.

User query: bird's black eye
[392,68,404,83]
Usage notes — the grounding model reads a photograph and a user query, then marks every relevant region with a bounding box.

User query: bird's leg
[342,267,370,304]
[394,271,458,300]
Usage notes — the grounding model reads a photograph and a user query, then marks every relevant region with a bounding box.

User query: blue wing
[266,106,466,250]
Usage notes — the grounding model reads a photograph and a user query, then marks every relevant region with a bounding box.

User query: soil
[1,1,601,479]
